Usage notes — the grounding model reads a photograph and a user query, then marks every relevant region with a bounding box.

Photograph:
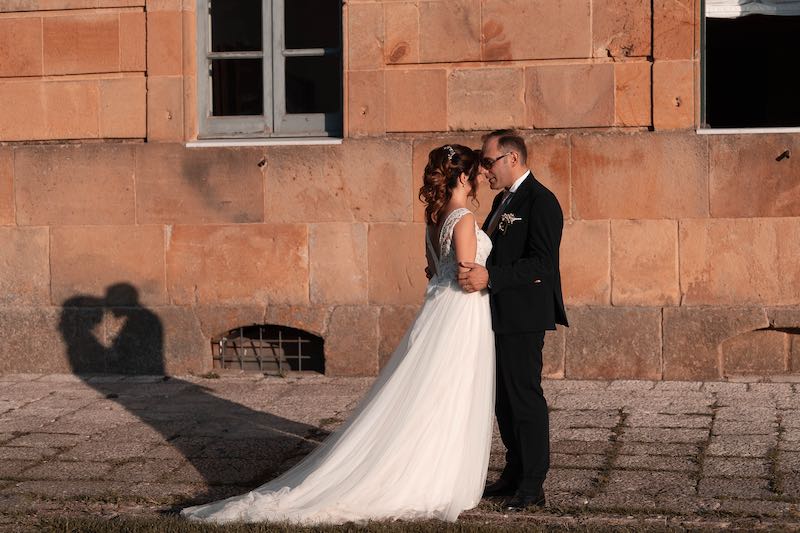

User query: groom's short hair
[483,129,527,164]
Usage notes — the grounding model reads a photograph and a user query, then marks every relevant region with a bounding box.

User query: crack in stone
[587,407,627,498]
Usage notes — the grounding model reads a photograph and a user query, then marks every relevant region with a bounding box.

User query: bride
[181,144,495,525]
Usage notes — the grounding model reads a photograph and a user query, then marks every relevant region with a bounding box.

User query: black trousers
[494,331,549,495]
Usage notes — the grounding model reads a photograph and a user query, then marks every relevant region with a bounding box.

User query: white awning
[706,0,800,17]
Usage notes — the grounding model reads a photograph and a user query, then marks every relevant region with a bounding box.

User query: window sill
[186,137,343,148]
[696,127,800,135]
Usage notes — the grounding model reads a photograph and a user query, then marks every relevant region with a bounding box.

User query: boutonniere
[498,213,522,234]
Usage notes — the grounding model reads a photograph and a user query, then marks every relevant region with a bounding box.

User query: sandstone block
[120,11,146,71]
[0,227,50,306]
[134,143,264,224]
[166,224,308,306]
[265,306,329,338]
[767,307,800,329]
[709,134,800,217]
[0,149,13,225]
[419,0,480,62]
[182,10,196,76]
[721,330,788,376]
[99,76,146,138]
[347,70,385,137]
[0,16,43,77]
[147,76,184,141]
[15,144,135,225]
[378,305,420,369]
[544,327,566,379]
[571,131,708,219]
[368,223,427,305]
[662,307,768,380]
[447,67,525,131]
[611,219,679,306]
[384,2,419,64]
[0,308,70,374]
[309,223,368,305]
[653,60,695,130]
[679,218,800,306]
[43,13,119,75]
[183,74,197,140]
[481,0,591,60]
[159,306,208,375]
[615,61,652,127]
[385,69,447,132]
[654,0,695,60]
[525,63,615,128]
[347,2,383,70]
[146,10,182,76]
[325,306,379,376]
[565,307,662,380]
[265,139,412,223]
[0,81,46,141]
[46,80,101,139]
[194,305,266,339]
[592,0,651,58]
[560,220,610,306]
[50,225,167,307]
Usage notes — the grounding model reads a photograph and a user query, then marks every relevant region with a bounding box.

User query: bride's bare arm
[452,213,478,274]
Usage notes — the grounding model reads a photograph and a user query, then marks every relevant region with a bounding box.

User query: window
[702,1,800,128]
[197,0,343,138]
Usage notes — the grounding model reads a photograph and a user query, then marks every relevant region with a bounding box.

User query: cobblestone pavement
[1,373,800,530]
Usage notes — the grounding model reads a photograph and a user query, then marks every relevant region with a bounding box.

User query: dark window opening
[705,15,800,128]
[212,325,324,375]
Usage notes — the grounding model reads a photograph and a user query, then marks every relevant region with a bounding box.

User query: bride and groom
[181,130,568,524]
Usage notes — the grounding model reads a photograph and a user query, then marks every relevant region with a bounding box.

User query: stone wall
[0,1,799,379]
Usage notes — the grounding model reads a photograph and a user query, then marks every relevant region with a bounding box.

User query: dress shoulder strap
[437,208,473,248]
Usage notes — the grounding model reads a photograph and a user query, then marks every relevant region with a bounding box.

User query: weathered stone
[45,80,101,139]
[194,305,266,339]
[309,223,368,305]
[368,223,427,305]
[543,327,566,379]
[604,470,696,496]
[0,81,46,141]
[698,476,771,499]
[378,305,419,369]
[99,77,146,138]
[481,0,591,60]
[347,70,385,137]
[0,308,70,374]
[419,0,480,62]
[384,2,419,64]
[680,218,800,306]
[135,143,264,224]
[551,453,605,469]
[15,144,135,225]
[542,468,596,494]
[571,131,708,219]
[653,0,695,60]
[119,11,146,71]
[626,412,710,428]
[616,454,696,472]
[146,76,183,141]
[166,224,308,306]
[653,60,695,130]
[525,63,615,128]
[0,149,12,225]
[146,10,182,76]
[706,436,775,458]
[592,0,651,58]
[0,16,42,77]
[447,67,525,131]
[611,219,679,306]
[158,306,208,375]
[265,139,412,222]
[19,460,111,481]
[385,69,447,132]
[265,306,329,338]
[722,330,788,376]
[347,2,383,70]
[709,134,800,218]
[565,307,662,380]
[560,221,610,306]
[51,225,167,306]
[614,61,651,127]
[623,427,707,443]
[324,306,379,376]
[0,227,49,306]
[42,13,119,75]
[703,457,769,478]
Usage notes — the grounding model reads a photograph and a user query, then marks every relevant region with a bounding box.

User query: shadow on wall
[58,282,329,506]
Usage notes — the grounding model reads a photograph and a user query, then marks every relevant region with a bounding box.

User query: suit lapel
[482,191,505,233]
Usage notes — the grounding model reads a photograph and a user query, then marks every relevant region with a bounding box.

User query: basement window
[702,2,800,129]
[212,325,324,375]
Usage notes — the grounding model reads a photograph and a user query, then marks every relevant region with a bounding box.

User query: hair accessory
[443,145,456,161]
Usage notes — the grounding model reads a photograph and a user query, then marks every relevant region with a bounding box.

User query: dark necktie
[485,190,514,236]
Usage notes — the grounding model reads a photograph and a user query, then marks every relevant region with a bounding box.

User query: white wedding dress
[181,208,495,525]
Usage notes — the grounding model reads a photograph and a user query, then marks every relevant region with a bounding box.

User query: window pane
[285,56,341,114]
[211,0,262,52]
[285,0,340,49]
[211,59,263,116]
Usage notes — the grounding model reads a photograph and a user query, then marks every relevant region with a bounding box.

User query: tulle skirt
[181,281,495,525]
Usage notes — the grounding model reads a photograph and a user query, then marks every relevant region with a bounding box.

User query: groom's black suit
[482,171,568,496]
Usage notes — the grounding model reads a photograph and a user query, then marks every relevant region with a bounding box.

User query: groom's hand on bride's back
[458,262,489,292]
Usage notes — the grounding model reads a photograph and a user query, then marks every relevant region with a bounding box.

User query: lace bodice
[426,208,493,285]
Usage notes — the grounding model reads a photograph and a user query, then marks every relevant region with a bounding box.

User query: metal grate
[212,324,324,374]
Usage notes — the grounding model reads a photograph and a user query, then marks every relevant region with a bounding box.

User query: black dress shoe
[505,489,546,511]
[482,477,518,498]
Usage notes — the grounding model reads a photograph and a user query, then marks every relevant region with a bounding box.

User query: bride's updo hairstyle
[419,144,480,225]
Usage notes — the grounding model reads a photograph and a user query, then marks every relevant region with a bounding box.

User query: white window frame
[196,0,343,139]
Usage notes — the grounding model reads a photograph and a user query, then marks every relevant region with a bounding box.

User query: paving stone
[703,457,770,478]
[618,442,700,456]
[697,476,772,499]
[104,460,179,483]
[608,380,656,390]
[551,440,613,456]
[702,381,749,393]
[5,433,89,449]
[776,451,800,474]
[706,436,775,458]
[715,498,798,518]
[0,446,59,461]
[550,428,613,442]
[19,460,111,481]
[622,427,708,444]
[0,460,37,478]
[781,473,800,499]
[542,468,597,494]
[713,420,777,436]
[653,381,703,391]
[551,453,606,469]
[59,440,156,462]
[163,458,279,486]
[550,410,619,430]
[626,413,711,428]
[603,471,696,497]
[615,454,696,472]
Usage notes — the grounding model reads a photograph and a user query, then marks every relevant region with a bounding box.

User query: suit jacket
[482,173,568,334]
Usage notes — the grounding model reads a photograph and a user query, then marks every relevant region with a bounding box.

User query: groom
[459,130,568,510]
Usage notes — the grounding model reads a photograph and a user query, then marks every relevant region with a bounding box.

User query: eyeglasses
[481,152,512,169]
